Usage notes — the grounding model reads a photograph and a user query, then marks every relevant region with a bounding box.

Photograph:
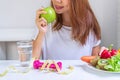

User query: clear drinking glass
[17,40,32,67]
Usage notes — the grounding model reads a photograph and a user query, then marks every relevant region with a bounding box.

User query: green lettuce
[104,52,120,72]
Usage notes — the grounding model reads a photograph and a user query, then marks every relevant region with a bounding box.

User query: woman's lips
[55,5,64,10]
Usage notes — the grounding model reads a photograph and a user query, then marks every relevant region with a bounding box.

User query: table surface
[0,60,120,80]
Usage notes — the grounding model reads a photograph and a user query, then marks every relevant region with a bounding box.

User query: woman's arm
[32,32,45,59]
[32,8,47,59]
[92,45,101,56]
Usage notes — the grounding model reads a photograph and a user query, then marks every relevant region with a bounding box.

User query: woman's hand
[32,8,48,59]
[36,8,48,33]
[92,46,101,56]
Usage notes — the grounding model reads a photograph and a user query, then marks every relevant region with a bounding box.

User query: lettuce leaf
[104,52,120,72]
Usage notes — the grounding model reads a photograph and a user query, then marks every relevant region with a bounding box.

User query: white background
[0,0,50,41]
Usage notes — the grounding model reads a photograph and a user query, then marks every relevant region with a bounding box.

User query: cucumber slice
[97,59,108,70]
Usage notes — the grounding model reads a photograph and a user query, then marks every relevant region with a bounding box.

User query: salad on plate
[81,44,120,72]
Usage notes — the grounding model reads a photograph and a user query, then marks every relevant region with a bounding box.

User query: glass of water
[17,40,32,67]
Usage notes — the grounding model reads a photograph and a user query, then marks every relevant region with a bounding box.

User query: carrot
[81,56,96,63]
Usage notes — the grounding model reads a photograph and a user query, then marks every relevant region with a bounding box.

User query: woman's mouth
[54,5,64,10]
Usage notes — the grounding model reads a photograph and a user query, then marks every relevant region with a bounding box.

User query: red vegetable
[100,49,117,59]
[100,44,117,59]
[100,49,111,59]
[110,49,117,56]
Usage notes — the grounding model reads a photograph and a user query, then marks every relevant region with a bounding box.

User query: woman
[32,0,101,60]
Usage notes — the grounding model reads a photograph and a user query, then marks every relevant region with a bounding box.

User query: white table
[0,60,120,80]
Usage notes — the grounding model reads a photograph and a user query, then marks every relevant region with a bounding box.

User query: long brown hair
[52,0,101,45]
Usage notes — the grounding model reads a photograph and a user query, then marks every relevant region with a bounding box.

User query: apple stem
[108,44,113,51]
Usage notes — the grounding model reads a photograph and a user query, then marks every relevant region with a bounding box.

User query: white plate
[85,64,120,74]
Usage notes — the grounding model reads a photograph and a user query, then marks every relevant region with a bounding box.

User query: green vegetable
[90,56,100,66]
[97,59,108,70]
[93,51,120,72]
[104,52,120,72]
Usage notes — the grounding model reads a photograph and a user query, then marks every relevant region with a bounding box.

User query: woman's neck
[62,13,72,27]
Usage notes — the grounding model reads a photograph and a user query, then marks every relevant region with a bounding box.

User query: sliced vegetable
[90,56,100,66]
[97,59,108,70]
[81,56,96,63]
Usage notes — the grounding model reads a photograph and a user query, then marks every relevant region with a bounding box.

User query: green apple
[41,6,56,23]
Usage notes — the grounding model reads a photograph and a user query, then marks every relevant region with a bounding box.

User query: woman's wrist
[37,31,46,38]
[32,56,39,60]
[39,30,46,35]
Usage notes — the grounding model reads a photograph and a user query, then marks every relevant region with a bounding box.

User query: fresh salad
[81,44,120,72]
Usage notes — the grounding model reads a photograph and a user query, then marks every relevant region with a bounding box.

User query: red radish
[110,49,117,56]
[100,44,117,59]
[100,49,111,59]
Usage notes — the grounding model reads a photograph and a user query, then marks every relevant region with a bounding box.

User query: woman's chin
[54,10,62,14]
[56,12,62,14]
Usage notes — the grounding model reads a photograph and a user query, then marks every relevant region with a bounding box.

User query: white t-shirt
[34,25,101,60]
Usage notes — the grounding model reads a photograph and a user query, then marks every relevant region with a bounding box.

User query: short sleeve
[93,40,101,47]
[88,31,101,47]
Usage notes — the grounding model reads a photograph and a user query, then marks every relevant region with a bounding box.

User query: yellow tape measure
[0,60,74,77]
[0,66,31,77]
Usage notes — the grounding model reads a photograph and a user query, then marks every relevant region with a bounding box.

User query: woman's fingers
[36,9,47,20]
[41,17,47,24]
[35,8,48,32]
[40,21,47,27]
[36,17,47,25]
[35,17,47,32]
